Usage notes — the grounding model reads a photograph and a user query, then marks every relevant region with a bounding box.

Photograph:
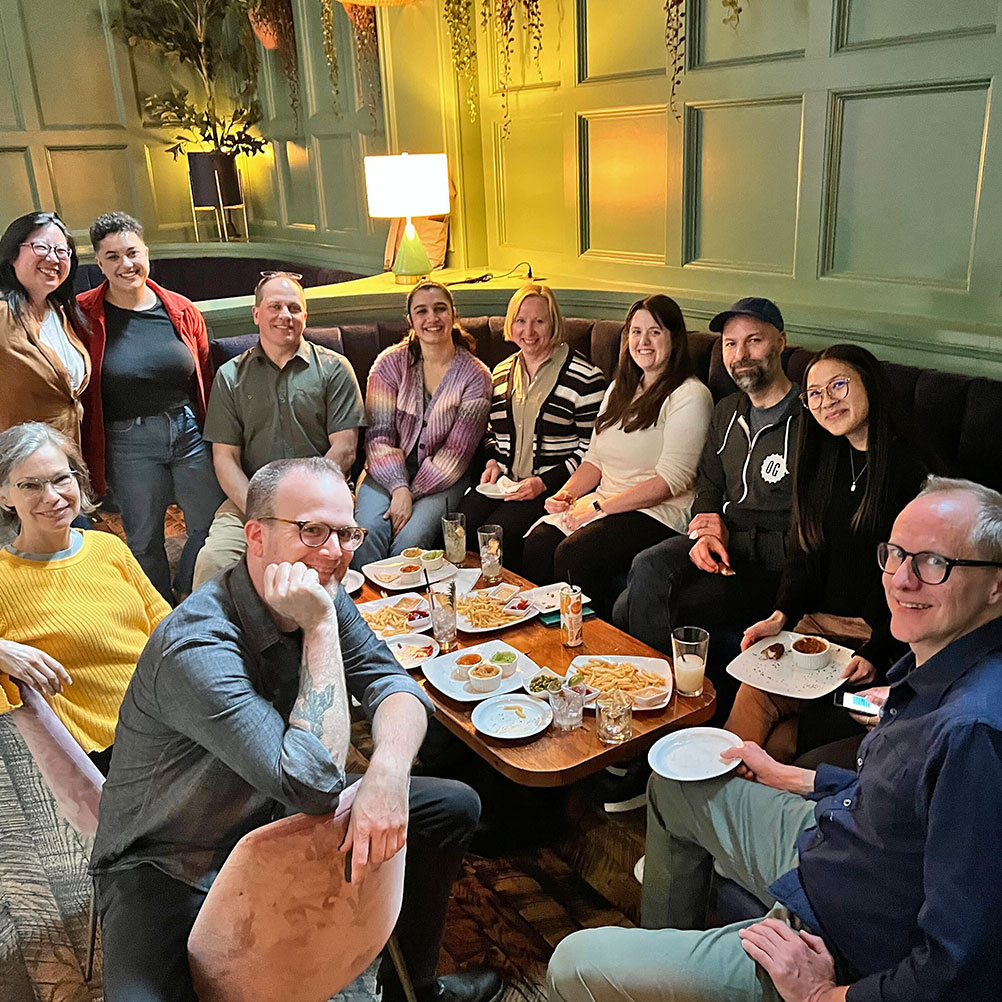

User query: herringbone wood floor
[0,508,639,1002]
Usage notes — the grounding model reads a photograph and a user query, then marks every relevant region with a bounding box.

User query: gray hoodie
[690,386,800,572]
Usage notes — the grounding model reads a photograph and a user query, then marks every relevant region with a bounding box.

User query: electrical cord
[446,261,540,286]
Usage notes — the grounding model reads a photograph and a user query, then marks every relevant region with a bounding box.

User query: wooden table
[355,560,715,788]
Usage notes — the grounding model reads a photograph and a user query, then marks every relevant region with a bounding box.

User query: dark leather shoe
[383,968,504,1002]
[425,969,504,1002]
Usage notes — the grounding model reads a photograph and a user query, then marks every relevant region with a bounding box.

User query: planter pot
[187,152,242,209]
[248,9,281,50]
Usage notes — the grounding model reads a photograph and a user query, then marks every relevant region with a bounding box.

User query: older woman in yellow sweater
[0,422,169,773]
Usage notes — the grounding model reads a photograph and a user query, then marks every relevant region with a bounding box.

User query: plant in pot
[239,0,301,121]
[115,0,266,234]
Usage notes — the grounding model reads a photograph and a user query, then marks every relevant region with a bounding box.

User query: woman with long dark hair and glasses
[726,343,930,761]
[521,295,713,618]
[0,211,91,444]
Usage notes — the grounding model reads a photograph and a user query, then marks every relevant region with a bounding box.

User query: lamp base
[391,218,433,284]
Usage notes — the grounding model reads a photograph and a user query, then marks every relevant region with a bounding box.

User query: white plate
[648,727,743,782]
[726,631,852,699]
[361,556,459,591]
[475,476,519,499]
[342,569,364,595]
[519,582,592,614]
[421,640,540,702]
[356,593,431,638]
[387,633,440,670]
[567,654,674,710]
[471,693,552,740]
[455,589,540,634]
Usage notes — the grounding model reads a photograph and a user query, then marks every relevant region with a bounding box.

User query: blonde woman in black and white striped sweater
[458,285,607,572]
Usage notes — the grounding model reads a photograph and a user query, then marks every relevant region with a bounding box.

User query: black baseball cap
[709,297,784,333]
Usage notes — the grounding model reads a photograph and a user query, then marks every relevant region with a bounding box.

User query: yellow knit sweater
[0,531,171,752]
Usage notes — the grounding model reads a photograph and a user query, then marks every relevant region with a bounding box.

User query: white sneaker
[633,855,645,884]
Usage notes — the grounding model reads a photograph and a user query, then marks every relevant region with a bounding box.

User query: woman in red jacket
[77,212,223,602]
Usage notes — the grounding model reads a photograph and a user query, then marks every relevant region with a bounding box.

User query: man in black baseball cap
[709,296,784,334]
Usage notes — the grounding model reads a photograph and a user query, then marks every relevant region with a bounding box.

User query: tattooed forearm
[289,628,351,767]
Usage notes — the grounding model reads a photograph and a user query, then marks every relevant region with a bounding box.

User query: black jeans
[95,776,480,1002]
[521,511,678,620]
[457,489,547,575]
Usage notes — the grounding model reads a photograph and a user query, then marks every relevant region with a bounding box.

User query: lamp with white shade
[364,152,451,284]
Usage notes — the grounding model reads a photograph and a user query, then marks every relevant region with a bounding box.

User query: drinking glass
[477,524,503,586]
[596,690,633,745]
[672,626,709,697]
[550,685,586,731]
[429,577,457,652]
[442,512,466,565]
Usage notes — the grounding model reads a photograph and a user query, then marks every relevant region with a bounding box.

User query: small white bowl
[397,563,423,586]
[790,636,831,670]
[524,667,565,700]
[401,547,424,560]
[488,650,519,678]
[421,549,445,571]
[468,664,502,692]
[632,684,671,709]
[452,652,484,680]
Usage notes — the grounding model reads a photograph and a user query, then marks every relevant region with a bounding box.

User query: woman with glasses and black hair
[76,211,223,603]
[726,343,930,762]
[521,295,713,619]
[0,422,170,774]
[350,281,491,567]
[0,211,91,444]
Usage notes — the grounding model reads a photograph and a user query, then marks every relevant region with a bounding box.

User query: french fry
[456,592,522,629]
[575,658,664,695]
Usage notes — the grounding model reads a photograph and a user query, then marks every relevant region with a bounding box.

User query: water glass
[429,577,457,652]
[672,626,709,697]
[596,690,633,745]
[550,685,586,731]
[442,512,466,565]
[477,524,503,585]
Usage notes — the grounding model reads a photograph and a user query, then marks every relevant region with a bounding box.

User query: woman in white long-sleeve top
[522,294,713,618]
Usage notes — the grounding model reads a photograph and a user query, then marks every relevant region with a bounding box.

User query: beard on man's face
[728,350,781,394]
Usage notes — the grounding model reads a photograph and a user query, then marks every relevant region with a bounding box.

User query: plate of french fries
[356,593,431,638]
[567,655,673,710]
[455,588,539,634]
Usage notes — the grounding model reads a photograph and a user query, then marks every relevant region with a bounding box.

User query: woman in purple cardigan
[350,281,491,567]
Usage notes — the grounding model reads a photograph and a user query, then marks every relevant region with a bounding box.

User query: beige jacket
[0,300,91,445]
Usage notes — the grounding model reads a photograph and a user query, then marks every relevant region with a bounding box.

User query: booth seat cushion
[208,326,345,371]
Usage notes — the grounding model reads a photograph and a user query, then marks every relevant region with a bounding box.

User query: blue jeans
[105,405,224,600]
[351,471,470,569]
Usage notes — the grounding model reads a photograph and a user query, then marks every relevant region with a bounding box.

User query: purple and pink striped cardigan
[364,340,491,500]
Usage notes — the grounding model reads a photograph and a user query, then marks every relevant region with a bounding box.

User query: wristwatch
[592,498,603,513]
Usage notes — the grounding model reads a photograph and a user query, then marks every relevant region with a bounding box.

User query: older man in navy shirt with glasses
[548,475,1002,1002]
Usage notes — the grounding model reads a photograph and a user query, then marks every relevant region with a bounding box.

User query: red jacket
[77,278,214,495]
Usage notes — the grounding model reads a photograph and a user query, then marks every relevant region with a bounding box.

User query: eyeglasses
[259,270,303,281]
[21,241,71,261]
[8,470,80,495]
[877,542,1002,586]
[800,376,851,410]
[258,517,368,550]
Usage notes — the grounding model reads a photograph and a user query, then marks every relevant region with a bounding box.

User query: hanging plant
[442,0,478,122]
[342,3,381,119]
[665,1,746,120]
[240,0,301,121]
[318,0,341,94]
[480,0,544,138]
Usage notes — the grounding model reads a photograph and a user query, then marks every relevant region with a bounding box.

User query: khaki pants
[547,772,817,1002]
[191,498,247,591]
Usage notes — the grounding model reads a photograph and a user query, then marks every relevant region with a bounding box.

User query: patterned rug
[0,715,379,1002]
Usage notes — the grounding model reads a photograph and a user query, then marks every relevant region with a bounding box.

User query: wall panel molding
[689,0,807,69]
[576,0,666,84]
[833,0,996,54]
[682,96,803,276]
[820,79,990,291]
